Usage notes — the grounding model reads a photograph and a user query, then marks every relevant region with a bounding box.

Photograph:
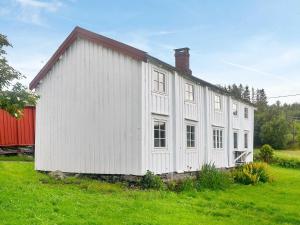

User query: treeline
[223,84,300,149]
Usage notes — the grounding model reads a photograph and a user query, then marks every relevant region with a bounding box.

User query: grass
[274,150,300,160]
[0,162,300,225]
[0,154,34,162]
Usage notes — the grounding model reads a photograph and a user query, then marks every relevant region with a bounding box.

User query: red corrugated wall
[0,107,35,147]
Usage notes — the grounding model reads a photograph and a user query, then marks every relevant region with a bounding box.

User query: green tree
[0,34,37,118]
[260,114,290,149]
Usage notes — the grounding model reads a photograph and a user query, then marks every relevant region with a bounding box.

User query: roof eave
[29,26,147,90]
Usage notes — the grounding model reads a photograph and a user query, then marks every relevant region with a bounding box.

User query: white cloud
[220,60,292,83]
[16,0,62,12]
[190,34,300,105]
[1,0,64,25]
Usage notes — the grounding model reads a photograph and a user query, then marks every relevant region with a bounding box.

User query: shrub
[140,170,164,190]
[274,156,300,169]
[195,163,232,190]
[166,177,195,192]
[232,162,271,185]
[259,144,274,163]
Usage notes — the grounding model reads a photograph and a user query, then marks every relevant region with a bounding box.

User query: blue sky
[1,0,300,104]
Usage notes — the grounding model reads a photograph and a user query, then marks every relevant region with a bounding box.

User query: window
[233,103,238,116]
[244,132,248,149]
[213,128,223,149]
[186,125,195,148]
[214,95,221,111]
[153,70,166,93]
[244,107,249,118]
[233,132,238,149]
[185,83,194,101]
[154,120,166,148]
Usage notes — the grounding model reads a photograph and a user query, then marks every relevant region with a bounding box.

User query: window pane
[234,133,238,149]
[244,133,248,148]
[160,130,165,139]
[154,130,159,139]
[159,73,165,83]
[188,125,191,132]
[244,108,248,118]
[159,122,165,131]
[185,91,189,100]
[160,139,166,147]
[154,71,159,81]
[153,80,159,91]
[187,132,191,141]
[154,122,159,130]
[213,134,216,148]
[191,140,195,147]
[191,126,195,133]
[154,139,159,147]
[233,103,238,115]
[191,132,195,141]
[159,82,164,92]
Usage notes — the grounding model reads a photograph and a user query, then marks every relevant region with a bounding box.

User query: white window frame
[233,131,238,149]
[233,102,238,116]
[213,127,224,150]
[244,107,249,119]
[185,83,195,102]
[186,123,196,149]
[153,118,168,150]
[244,131,249,149]
[214,95,222,111]
[152,69,167,94]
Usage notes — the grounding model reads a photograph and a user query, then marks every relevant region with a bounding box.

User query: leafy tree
[259,113,290,149]
[256,89,268,107]
[0,34,37,118]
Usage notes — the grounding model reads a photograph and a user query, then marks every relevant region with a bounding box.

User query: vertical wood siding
[36,38,254,175]
[141,63,255,174]
[141,63,174,174]
[0,107,35,147]
[35,38,142,175]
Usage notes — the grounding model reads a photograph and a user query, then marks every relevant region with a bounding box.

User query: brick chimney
[174,47,192,75]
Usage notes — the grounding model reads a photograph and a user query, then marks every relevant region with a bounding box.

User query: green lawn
[0,154,34,162]
[274,150,300,160]
[0,162,300,225]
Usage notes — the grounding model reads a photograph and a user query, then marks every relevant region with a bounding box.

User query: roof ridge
[29,26,147,90]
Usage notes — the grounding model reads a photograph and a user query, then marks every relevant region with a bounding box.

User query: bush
[166,177,195,192]
[195,163,232,190]
[140,171,164,190]
[259,144,274,163]
[232,162,271,185]
[274,156,300,169]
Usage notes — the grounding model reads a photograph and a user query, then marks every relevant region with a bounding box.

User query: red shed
[0,106,35,147]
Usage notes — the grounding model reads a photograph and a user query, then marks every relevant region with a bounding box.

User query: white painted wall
[141,61,255,174]
[35,37,255,175]
[35,38,143,175]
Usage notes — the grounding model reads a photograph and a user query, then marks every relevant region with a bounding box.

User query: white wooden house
[30,27,255,175]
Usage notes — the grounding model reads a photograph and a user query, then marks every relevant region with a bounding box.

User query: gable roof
[29,26,254,107]
[29,26,147,90]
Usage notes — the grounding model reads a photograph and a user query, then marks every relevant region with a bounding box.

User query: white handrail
[234,151,247,163]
